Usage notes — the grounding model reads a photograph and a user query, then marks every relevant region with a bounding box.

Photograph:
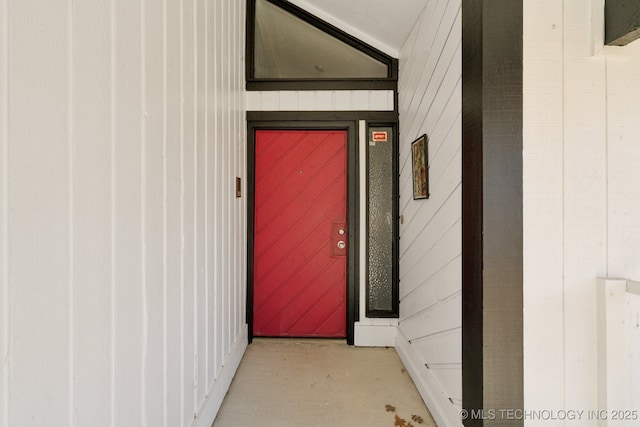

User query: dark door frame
[247,119,360,345]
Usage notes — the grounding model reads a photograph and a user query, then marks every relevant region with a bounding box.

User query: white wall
[395,0,462,426]
[524,0,640,423]
[246,90,395,111]
[0,1,247,426]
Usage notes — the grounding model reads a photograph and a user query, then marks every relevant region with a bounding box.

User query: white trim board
[192,325,249,427]
[246,90,395,112]
[395,328,462,427]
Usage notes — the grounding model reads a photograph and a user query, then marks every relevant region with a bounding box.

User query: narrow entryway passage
[212,339,436,427]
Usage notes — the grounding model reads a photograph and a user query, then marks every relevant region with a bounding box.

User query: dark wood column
[462,0,523,425]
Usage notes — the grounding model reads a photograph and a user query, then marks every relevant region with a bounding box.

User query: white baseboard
[395,328,462,427]
[354,321,397,347]
[192,325,248,427]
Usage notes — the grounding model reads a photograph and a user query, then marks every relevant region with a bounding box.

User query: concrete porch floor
[212,338,436,427]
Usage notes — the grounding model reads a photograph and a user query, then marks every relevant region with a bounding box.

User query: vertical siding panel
[72,1,113,425]
[8,1,71,425]
[231,0,239,343]
[226,0,235,354]
[181,0,196,420]
[195,0,207,406]
[114,0,144,425]
[562,59,606,414]
[522,0,566,414]
[0,0,8,423]
[222,0,231,359]
[607,57,640,280]
[144,0,166,424]
[2,1,247,426]
[237,0,247,343]
[205,0,217,389]
[562,1,607,415]
[165,0,182,423]
[213,0,225,379]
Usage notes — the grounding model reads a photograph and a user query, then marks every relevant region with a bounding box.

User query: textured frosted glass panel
[367,127,393,313]
[254,0,388,79]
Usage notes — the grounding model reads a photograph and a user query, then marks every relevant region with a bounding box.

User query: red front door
[253,129,348,338]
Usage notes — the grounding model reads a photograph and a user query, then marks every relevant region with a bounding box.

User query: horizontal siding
[0,1,247,426]
[524,0,640,422]
[396,0,462,426]
[246,90,395,111]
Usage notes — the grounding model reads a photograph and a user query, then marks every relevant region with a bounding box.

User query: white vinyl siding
[0,1,247,426]
[524,0,640,423]
[395,0,462,426]
[246,90,395,111]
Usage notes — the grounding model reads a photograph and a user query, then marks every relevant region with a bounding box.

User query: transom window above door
[247,0,398,89]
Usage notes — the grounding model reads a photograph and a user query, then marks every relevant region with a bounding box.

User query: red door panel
[253,130,347,338]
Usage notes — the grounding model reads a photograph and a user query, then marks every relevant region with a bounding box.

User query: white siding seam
[0,0,8,420]
[400,0,443,109]
[67,0,75,424]
[403,1,457,125]
[140,0,149,424]
[400,290,461,324]
[604,57,609,279]
[561,0,567,412]
[225,0,231,360]
[231,0,238,345]
[399,215,460,280]
[399,96,458,185]
[179,0,185,422]
[407,38,461,145]
[203,0,210,395]
[400,183,461,257]
[403,325,462,346]
[212,0,219,382]
[408,326,461,344]
[192,0,199,415]
[401,250,461,301]
[161,0,169,424]
[109,2,117,425]
[423,77,461,164]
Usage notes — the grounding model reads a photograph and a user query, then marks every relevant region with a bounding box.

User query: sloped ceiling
[286,0,429,56]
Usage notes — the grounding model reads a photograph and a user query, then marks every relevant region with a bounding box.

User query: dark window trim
[246,119,360,345]
[247,77,398,92]
[247,110,398,123]
[246,0,398,90]
[365,123,400,318]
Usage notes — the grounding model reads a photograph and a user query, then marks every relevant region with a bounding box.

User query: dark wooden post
[462,0,524,425]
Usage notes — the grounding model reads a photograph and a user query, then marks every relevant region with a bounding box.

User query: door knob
[337,241,346,249]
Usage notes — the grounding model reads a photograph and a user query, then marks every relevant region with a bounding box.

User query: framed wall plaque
[411,134,429,200]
